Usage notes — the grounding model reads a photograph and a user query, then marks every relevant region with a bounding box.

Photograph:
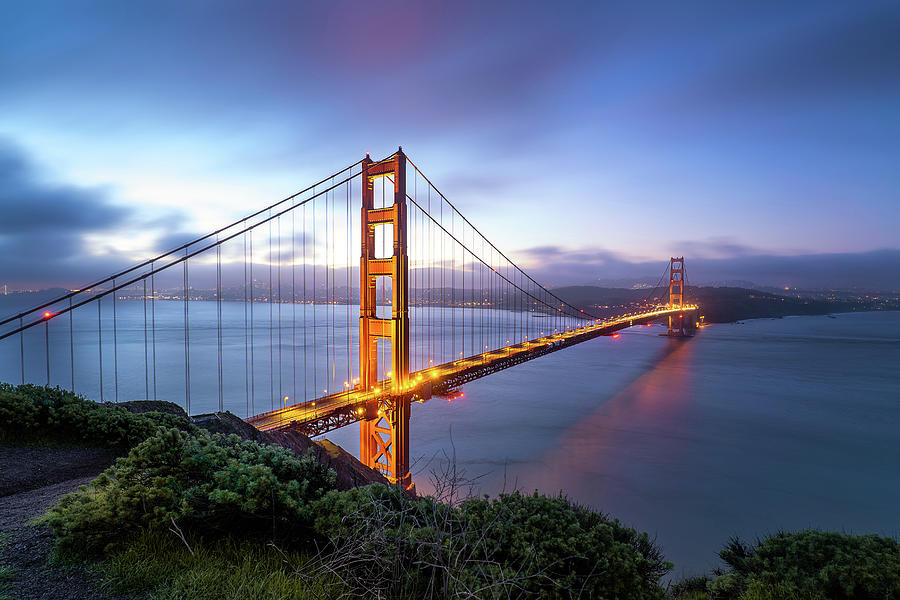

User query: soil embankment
[0,448,124,599]
[0,444,116,498]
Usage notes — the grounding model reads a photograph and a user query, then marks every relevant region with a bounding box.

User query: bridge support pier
[667,257,686,337]
[358,149,412,488]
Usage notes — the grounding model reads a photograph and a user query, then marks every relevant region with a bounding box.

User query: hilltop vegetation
[33,426,669,598]
[2,385,899,599]
[673,532,900,600]
[0,383,196,449]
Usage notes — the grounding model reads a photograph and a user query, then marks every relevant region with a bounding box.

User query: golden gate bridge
[0,148,698,488]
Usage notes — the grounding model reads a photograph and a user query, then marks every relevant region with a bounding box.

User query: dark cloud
[0,140,136,287]
[662,4,900,111]
[0,141,128,234]
[152,231,206,255]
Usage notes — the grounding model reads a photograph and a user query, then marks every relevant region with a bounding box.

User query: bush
[702,531,900,600]
[0,383,193,449]
[459,492,670,599]
[310,486,670,599]
[40,427,337,555]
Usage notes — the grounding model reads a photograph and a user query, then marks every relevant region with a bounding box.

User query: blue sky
[1,1,898,289]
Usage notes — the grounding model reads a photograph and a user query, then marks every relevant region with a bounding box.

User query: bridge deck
[246,305,697,436]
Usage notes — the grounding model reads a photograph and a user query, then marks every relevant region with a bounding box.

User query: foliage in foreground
[670,531,900,600]
[39,428,337,555]
[0,383,193,449]
[99,530,348,600]
[43,427,671,598]
[312,484,671,599]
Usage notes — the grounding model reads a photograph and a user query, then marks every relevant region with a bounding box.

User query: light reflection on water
[330,311,900,577]
[2,298,898,576]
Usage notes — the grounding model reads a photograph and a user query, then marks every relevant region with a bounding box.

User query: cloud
[0,139,138,287]
[514,243,900,291]
[663,5,900,111]
[0,141,128,235]
[674,237,769,260]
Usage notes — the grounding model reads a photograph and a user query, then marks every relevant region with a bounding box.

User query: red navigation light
[612,333,620,339]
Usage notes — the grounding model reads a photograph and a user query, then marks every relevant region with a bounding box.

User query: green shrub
[0,383,193,449]
[701,531,900,600]
[311,484,462,596]
[459,492,670,599]
[310,486,670,599]
[40,427,337,555]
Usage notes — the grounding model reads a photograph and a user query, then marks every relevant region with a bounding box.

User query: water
[334,310,900,577]
[2,301,898,576]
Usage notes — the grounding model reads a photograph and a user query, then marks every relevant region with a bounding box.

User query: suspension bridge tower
[358,149,412,488]
[667,257,685,336]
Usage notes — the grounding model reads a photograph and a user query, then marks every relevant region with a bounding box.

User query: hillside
[553,285,874,323]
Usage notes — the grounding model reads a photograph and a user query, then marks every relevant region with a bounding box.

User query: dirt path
[0,447,124,600]
[0,445,116,498]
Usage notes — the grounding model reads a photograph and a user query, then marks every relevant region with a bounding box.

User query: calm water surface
[332,311,900,577]
[2,301,898,576]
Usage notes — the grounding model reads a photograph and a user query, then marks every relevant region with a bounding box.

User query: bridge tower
[358,149,411,487]
[668,257,685,336]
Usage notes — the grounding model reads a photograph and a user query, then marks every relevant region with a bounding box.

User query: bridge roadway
[246,305,698,436]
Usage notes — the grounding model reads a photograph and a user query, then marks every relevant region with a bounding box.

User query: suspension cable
[405,156,599,320]
[0,159,368,328]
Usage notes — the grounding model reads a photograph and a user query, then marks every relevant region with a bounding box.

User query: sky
[1,0,899,290]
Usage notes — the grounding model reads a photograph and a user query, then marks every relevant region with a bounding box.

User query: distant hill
[552,285,870,323]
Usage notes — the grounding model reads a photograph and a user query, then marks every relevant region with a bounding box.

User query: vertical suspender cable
[244,222,250,416]
[269,213,274,409]
[45,318,49,386]
[250,229,256,414]
[143,280,148,399]
[183,250,191,414]
[277,216,283,405]
[303,202,308,402]
[98,299,103,402]
[19,317,24,385]
[292,200,297,405]
[112,277,118,402]
[325,184,330,391]
[151,262,157,401]
[312,191,317,398]
[70,296,75,392]
[346,178,351,391]
[331,178,336,392]
[217,239,223,412]
[451,210,455,361]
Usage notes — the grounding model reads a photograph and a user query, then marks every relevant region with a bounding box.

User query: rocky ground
[0,446,122,600]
